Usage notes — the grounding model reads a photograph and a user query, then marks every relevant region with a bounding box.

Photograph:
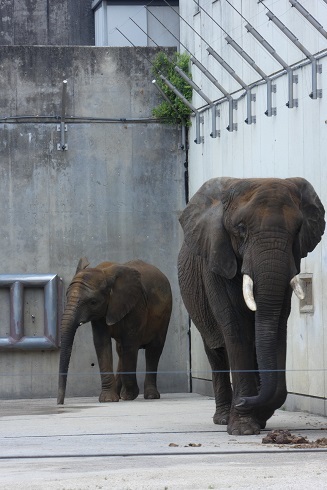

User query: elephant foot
[227,413,261,435]
[120,387,139,401]
[99,390,120,403]
[213,407,230,425]
[144,386,160,399]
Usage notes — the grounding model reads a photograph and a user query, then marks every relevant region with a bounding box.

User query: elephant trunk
[237,244,291,409]
[236,311,280,410]
[57,306,80,405]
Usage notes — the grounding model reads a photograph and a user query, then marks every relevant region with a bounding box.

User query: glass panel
[94,5,105,46]
[107,5,147,46]
[147,6,179,48]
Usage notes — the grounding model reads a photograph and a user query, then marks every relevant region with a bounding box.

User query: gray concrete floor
[0,393,326,489]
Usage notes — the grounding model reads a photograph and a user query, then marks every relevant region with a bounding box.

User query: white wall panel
[180,0,327,414]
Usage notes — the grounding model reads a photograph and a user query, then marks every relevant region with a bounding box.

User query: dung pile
[262,429,327,448]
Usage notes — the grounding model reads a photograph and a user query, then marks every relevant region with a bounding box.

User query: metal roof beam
[207,47,256,125]
[174,66,219,138]
[225,35,276,117]
[245,23,298,108]
[190,57,236,133]
[289,0,327,39]
[266,11,322,99]
[159,75,204,144]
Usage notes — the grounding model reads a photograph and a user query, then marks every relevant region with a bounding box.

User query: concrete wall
[0,0,94,46]
[180,0,327,415]
[0,46,190,399]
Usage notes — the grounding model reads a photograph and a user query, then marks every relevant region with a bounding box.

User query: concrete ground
[0,393,326,490]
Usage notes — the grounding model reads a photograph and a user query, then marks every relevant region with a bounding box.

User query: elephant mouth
[242,274,305,312]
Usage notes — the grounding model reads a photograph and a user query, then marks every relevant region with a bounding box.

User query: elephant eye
[90,299,97,306]
[236,223,246,238]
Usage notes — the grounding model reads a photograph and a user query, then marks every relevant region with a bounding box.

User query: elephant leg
[143,339,165,399]
[199,270,261,434]
[91,321,119,403]
[179,248,233,425]
[115,341,123,397]
[224,340,262,435]
[119,344,139,401]
[205,275,262,435]
[204,343,232,425]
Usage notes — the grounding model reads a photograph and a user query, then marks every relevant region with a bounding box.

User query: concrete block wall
[0,0,94,46]
[0,46,190,399]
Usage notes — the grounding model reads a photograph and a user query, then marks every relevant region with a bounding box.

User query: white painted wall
[180,0,327,415]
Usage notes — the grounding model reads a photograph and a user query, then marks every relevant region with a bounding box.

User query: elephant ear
[103,265,145,326]
[75,257,90,274]
[287,178,325,257]
[179,177,237,279]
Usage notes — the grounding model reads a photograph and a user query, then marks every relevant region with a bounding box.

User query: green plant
[152,51,192,126]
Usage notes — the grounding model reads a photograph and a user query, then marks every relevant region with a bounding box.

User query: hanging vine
[151,51,193,126]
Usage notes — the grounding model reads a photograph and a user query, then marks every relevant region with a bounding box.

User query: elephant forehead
[67,280,93,297]
[69,271,105,291]
[230,191,302,232]
[232,183,299,210]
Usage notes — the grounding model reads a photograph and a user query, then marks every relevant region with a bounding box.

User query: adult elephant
[178,177,325,435]
[57,258,172,405]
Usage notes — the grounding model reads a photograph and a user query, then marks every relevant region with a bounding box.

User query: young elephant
[57,258,172,404]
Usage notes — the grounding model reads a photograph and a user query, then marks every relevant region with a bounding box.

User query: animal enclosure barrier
[0,274,63,350]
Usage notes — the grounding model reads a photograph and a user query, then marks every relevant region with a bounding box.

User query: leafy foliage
[151,51,192,126]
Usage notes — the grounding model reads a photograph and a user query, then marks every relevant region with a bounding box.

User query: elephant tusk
[290,275,305,300]
[242,274,257,312]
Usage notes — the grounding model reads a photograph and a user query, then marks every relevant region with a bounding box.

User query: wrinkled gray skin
[178,177,325,435]
[58,258,172,405]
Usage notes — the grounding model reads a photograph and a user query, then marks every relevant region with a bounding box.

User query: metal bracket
[210,105,221,138]
[57,123,68,151]
[194,114,204,144]
[309,60,323,99]
[245,90,256,124]
[210,108,221,138]
[57,80,68,151]
[286,70,299,108]
[265,80,277,117]
[226,99,238,132]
